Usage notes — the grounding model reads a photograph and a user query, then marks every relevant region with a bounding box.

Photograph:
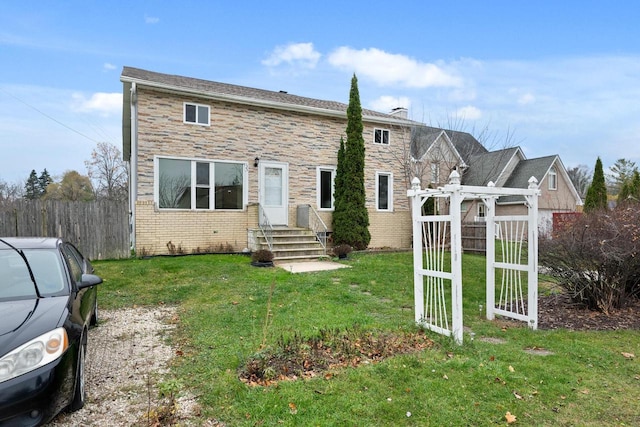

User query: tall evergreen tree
[584,157,608,213]
[24,169,40,200]
[332,75,370,249]
[38,169,53,196]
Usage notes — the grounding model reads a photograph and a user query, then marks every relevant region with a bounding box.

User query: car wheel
[90,298,98,326]
[70,337,87,411]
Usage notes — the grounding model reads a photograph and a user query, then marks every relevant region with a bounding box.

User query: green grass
[94,252,640,426]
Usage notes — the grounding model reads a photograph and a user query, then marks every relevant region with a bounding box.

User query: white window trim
[548,167,557,190]
[183,102,210,126]
[316,166,336,211]
[375,171,393,212]
[373,128,390,145]
[154,155,248,210]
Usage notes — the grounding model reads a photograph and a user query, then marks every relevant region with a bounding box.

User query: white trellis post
[444,171,464,344]
[409,177,425,326]
[483,182,497,321]
[526,177,539,330]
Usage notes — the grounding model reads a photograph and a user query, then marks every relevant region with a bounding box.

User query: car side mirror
[80,273,103,289]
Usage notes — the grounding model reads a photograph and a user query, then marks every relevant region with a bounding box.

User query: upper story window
[317,167,336,210]
[374,128,390,145]
[548,166,557,190]
[184,102,210,126]
[430,162,440,184]
[157,157,246,210]
[376,172,393,211]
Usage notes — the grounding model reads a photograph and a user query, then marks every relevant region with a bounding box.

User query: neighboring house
[412,129,582,234]
[120,67,416,256]
[120,67,580,256]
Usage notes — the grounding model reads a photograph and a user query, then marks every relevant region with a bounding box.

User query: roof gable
[411,125,487,164]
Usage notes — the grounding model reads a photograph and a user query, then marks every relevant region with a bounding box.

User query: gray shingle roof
[462,147,520,186]
[121,66,408,121]
[411,125,487,164]
[498,155,557,203]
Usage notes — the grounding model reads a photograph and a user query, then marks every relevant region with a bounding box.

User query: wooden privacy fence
[0,199,129,260]
[461,222,487,254]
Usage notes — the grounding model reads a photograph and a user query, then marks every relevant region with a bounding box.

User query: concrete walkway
[276,260,351,273]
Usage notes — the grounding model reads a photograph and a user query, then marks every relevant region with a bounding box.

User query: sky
[1,0,639,184]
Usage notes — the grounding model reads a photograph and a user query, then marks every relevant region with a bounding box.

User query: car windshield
[0,248,66,299]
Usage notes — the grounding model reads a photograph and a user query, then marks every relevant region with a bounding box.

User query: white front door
[259,161,288,225]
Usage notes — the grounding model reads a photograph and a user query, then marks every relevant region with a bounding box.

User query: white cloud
[328,47,462,88]
[71,92,122,116]
[517,93,536,105]
[262,42,321,69]
[454,105,482,120]
[144,15,160,24]
[369,96,411,113]
[103,62,116,71]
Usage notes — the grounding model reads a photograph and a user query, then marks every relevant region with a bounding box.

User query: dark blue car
[0,237,101,426]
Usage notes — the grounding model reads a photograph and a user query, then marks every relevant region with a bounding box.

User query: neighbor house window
[317,167,336,210]
[430,162,440,184]
[477,203,486,218]
[548,166,557,190]
[157,157,246,210]
[184,102,210,125]
[376,172,393,211]
[374,128,390,145]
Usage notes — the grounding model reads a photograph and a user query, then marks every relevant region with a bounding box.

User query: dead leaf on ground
[288,402,298,415]
[513,391,523,400]
[508,365,515,372]
[621,352,635,359]
[505,411,517,423]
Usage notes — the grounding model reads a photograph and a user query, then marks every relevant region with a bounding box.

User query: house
[411,128,582,234]
[120,67,580,257]
[120,67,418,257]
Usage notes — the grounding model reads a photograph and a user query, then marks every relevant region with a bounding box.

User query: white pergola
[407,171,541,344]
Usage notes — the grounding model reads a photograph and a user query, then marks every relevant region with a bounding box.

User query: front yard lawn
[95,252,639,426]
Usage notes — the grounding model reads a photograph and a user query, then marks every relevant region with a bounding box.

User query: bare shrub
[540,207,640,313]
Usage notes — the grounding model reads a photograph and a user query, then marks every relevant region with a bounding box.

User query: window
[184,102,210,125]
[477,203,486,218]
[376,172,393,211]
[430,162,440,184]
[157,157,246,210]
[317,167,336,210]
[374,128,390,145]
[548,166,557,190]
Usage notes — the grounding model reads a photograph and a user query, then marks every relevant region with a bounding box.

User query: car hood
[0,297,69,358]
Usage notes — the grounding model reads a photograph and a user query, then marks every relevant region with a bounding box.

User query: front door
[259,161,288,225]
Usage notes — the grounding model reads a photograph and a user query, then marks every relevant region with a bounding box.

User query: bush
[540,207,640,313]
[251,249,274,263]
[332,244,352,258]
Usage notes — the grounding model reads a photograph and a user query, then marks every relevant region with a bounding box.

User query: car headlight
[0,327,69,383]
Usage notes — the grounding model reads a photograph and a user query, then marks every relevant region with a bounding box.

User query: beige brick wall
[133,88,413,254]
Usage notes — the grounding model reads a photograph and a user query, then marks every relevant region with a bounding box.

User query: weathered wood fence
[461,222,487,254]
[0,200,129,260]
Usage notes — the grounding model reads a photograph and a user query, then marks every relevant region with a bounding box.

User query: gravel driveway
[49,306,213,426]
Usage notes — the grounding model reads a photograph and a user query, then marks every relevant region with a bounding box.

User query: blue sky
[1,1,639,183]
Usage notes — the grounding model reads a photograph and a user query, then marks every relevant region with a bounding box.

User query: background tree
[85,142,128,200]
[38,169,53,197]
[0,179,22,205]
[566,164,592,199]
[583,157,608,213]
[607,158,637,195]
[618,170,640,204]
[45,170,95,202]
[332,75,370,250]
[24,170,40,200]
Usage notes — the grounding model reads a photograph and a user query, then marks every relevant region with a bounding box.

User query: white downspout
[129,82,138,253]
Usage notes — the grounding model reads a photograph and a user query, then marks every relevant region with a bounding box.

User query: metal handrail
[308,205,328,254]
[257,204,274,251]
